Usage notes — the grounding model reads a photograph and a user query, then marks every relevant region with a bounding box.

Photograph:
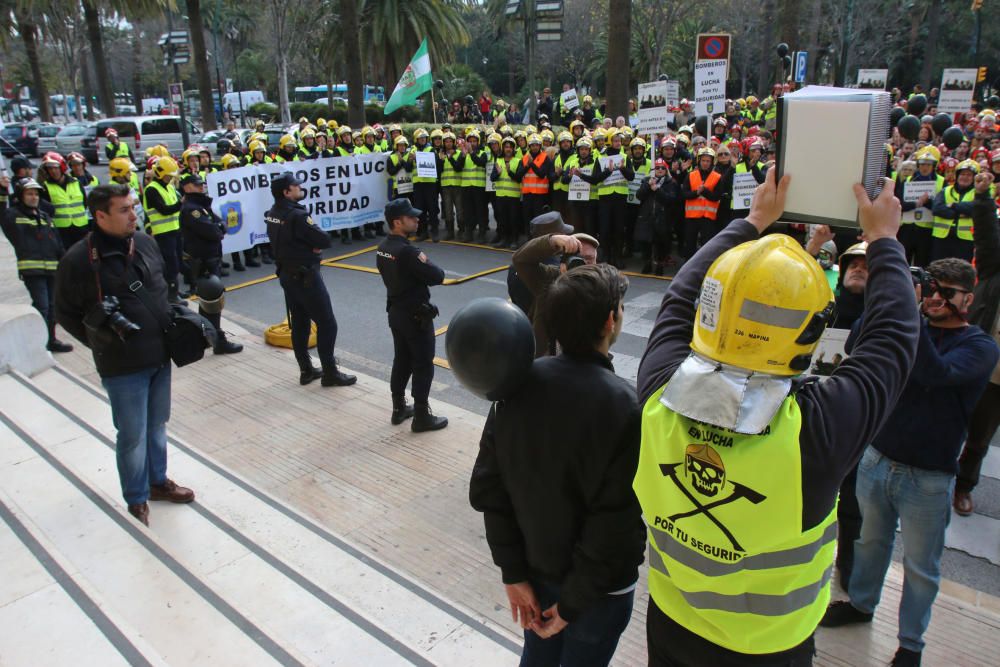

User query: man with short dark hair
[822,257,999,667]
[470,262,644,667]
[376,198,448,432]
[55,184,195,526]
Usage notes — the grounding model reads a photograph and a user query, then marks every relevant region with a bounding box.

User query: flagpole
[430,85,436,124]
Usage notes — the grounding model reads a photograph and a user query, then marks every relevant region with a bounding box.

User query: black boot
[321,366,358,387]
[213,330,243,354]
[411,402,448,432]
[46,339,73,353]
[391,396,415,425]
[300,366,324,385]
[167,282,187,306]
[232,255,246,271]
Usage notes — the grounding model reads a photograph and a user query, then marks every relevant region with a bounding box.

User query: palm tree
[341,0,365,126]
[185,0,216,129]
[0,0,53,122]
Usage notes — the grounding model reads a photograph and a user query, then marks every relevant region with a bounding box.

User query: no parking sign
[696,33,731,79]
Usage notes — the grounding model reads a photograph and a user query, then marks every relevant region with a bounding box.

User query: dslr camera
[562,253,586,271]
[910,266,935,298]
[84,296,141,341]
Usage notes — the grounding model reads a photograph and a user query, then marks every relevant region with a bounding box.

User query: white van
[141,98,169,115]
[95,116,201,164]
[223,91,265,117]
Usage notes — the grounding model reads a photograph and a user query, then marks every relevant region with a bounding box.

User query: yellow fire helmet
[181,147,200,164]
[361,125,375,137]
[352,131,362,141]
[569,119,585,132]
[914,146,940,164]
[576,137,593,149]
[300,128,316,140]
[746,95,759,105]
[527,133,543,146]
[316,118,327,128]
[151,155,179,180]
[414,128,430,140]
[221,153,242,169]
[696,146,717,159]
[514,130,527,140]
[327,119,339,129]
[593,127,608,141]
[339,125,353,137]
[443,131,456,142]
[279,134,298,151]
[557,131,573,144]
[298,116,309,124]
[465,126,480,138]
[145,144,171,159]
[956,158,980,174]
[583,95,593,103]
[430,128,444,140]
[487,132,502,145]
[501,136,516,147]
[249,140,267,155]
[394,135,409,147]
[108,157,134,180]
[388,123,402,133]
[621,126,634,137]
[629,136,647,149]
[525,125,538,134]
[692,234,835,376]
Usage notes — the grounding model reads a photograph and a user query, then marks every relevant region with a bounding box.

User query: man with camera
[376,198,448,432]
[470,263,644,667]
[265,172,357,388]
[511,211,600,357]
[54,184,195,527]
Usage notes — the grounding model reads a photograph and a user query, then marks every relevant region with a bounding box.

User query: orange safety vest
[684,169,722,220]
[521,151,550,195]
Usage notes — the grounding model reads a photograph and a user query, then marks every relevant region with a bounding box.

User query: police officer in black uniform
[178,173,242,355]
[376,198,448,431]
[265,172,357,387]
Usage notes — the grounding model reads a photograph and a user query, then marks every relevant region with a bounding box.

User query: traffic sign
[696,33,731,79]
[794,51,808,83]
[157,31,189,47]
[169,83,183,103]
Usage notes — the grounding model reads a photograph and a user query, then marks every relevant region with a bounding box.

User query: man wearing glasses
[821,256,999,667]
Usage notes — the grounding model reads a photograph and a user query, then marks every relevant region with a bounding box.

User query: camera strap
[85,232,135,302]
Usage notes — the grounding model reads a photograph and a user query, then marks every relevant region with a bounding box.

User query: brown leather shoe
[128,502,149,526]
[149,479,195,504]
[953,491,974,516]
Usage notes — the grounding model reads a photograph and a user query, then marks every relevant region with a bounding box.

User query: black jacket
[264,197,331,268]
[469,350,645,623]
[970,192,1000,355]
[180,192,225,259]
[2,201,64,277]
[55,230,171,377]
[375,234,444,323]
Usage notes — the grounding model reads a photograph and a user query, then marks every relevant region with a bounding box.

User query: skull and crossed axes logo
[659,444,766,552]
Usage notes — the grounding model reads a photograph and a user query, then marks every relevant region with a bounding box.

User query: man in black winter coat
[470,263,645,667]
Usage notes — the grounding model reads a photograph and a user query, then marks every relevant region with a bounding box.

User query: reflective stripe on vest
[412,146,437,184]
[685,170,722,220]
[521,152,550,195]
[553,152,572,192]
[145,180,180,235]
[493,158,521,198]
[110,142,130,158]
[462,150,487,188]
[389,152,412,189]
[565,155,600,201]
[441,153,463,188]
[932,185,975,240]
[634,387,837,653]
[44,180,87,228]
[598,151,629,197]
[17,259,59,272]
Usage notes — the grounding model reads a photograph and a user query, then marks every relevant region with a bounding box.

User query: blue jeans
[848,446,954,652]
[519,580,634,667]
[101,364,172,505]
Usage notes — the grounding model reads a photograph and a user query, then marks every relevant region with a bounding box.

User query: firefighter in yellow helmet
[143,155,189,303]
[929,158,978,262]
[551,131,575,219]
[634,172,919,666]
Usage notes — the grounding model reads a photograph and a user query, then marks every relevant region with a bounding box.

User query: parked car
[200,128,253,156]
[79,127,99,165]
[95,115,200,163]
[55,122,96,156]
[0,122,40,157]
[36,123,63,154]
[264,124,289,150]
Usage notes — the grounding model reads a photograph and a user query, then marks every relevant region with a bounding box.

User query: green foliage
[439,64,488,106]
[249,102,279,120]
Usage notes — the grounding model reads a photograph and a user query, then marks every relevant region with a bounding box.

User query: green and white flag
[383,38,433,115]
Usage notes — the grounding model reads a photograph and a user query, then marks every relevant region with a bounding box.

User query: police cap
[384,197,422,223]
[179,173,204,189]
[270,171,303,200]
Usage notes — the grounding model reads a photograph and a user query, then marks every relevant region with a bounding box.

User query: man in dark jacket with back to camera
[55,184,195,527]
[470,263,645,667]
[265,172,356,388]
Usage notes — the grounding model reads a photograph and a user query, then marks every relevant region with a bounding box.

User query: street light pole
[525,0,536,124]
[213,0,225,123]
[166,10,191,148]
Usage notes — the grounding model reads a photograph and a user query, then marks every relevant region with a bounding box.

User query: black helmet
[464,95,475,105]
[445,298,535,400]
[10,156,33,173]
[217,138,234,154]
[196,274,225,301]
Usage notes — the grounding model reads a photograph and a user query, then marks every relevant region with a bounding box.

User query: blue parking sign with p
[794,51,808,83]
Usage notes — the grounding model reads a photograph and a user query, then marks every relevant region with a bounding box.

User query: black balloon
[897,115,920,140]
[434,79,444,89]
[988,95,1000,109]
[446,298,535,401]
[782,55,792,69]
[694,114,710,137]
[931,112,953,136]
[776,43,789,58]
[890,106,905,127]
[942,126,965,150]
[907,94,927,116]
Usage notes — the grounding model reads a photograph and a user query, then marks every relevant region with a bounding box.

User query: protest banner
[665,80,680,108]
[627,173,644,205]
[561,88,580,111]
[415,150,437,179]
[694,60,727,117]
[857,69,888,90]
[206,152,390,255]
[600,154,625,185]
[485,159,495,193]
[810,328,850,378]
[568,177,591,201]
[938,69,977,114]
[638,80,674,134]
[731,172,758,210]
[900,180,937,223]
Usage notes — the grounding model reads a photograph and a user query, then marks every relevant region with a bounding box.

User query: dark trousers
[957,382,1000,493]
[598,194,627,264]
[682,217,717,260]
[930,234,974,262]
[567,200,598,236]
[493,197,520,241]
[462,187,488,233]
[279,266,338,371]
[836,462,862,587]
[646,598,815,667]
[154,230,183,285]
[624,203,640,254]
[413,183,440,234]
[911,226,932,267]
[23,274,56,341]
[57,225,89,252]
[388,312,436,403]
[519,580,634,667]
[551,189,568,217]
[522,193,550,233]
